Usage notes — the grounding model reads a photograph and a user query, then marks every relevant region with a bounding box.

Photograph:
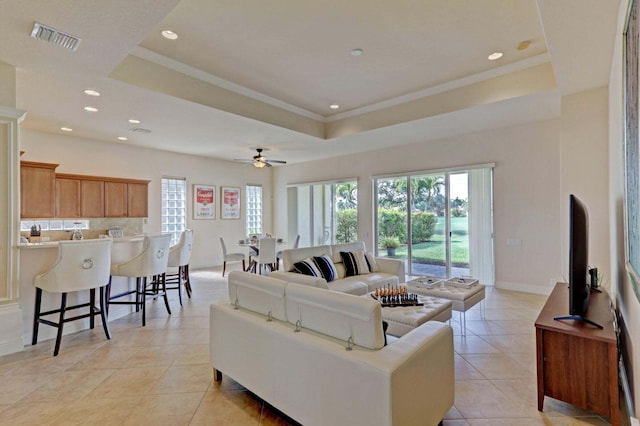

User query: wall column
[0,106,25,355]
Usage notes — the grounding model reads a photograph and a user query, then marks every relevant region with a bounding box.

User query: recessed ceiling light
[84,106,98,112]
[330,104,340,110]
[117,136,128,141]
[60,127,73,132]
[83,89,100,96]
[128,119,141,124]
[161,30,178,40]
[351,48,364,57]
[488,52,503,61]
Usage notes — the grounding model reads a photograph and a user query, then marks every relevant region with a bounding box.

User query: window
[246,184,262,236]
[287,180,358,247]
[161,177,186,245]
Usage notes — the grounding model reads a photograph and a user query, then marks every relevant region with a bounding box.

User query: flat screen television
[553,194,602,329]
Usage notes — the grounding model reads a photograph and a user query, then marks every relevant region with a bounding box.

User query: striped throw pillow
[340,249,370,277]
[365,252,380,272]
[313,255,338,282]
[293,258,322,277]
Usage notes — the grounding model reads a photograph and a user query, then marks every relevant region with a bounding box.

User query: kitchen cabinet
[105,179,149,217]
[55,177,81,217]
[104,181,128,217]
[127,182,148,217]
[55,174,105,218]
[20,161,58,218]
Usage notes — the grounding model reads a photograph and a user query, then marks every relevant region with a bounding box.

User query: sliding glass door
[375,166,493,284]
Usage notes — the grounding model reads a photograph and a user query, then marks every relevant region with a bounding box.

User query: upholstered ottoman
[378,294,452,337]
[406,282,485,335]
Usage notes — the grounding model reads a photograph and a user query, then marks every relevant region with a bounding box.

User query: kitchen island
[18,235,150,345]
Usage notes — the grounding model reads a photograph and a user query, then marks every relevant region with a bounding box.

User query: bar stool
[32,239,113,356]
[107,234,172,326]
[164,229,193,305]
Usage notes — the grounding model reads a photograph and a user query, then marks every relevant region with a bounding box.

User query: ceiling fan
[234,148,287,168]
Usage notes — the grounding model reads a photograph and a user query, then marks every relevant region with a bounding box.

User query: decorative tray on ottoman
[409,276,443,288]
[444,277,479,288]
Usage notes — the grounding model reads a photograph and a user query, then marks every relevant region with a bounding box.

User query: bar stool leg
[141,277,147,327]
[99,286,111,340]
[183,265,192,298]
[161,273,172,315]
[32,287,43,345]
[89,289,96,330]
[53,293,67,356]
[105,276,112,315]
[177,270,183,307]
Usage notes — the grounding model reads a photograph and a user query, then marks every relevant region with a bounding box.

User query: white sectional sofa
[270,241,404,295]
[210,271,454,426]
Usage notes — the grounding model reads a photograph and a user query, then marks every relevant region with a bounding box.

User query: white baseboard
[0,303,24,356]
[495,281,554,295]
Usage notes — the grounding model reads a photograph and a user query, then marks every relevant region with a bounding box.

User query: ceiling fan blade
[267,160,287,164]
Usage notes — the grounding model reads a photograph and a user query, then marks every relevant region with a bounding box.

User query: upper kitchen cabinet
[20,161,58,218]
[55,174,105,218]
[127,182,149,217]
[105,179,149,217]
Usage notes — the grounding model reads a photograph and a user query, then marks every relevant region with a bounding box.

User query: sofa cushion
[327,279,369,295]
[341,273,400,292]
[285,282,385,349]
[313,255,338,282]
[227,271,288,321]
[340,249,370,277]
[365,252,380,272]
[293,257,322,277]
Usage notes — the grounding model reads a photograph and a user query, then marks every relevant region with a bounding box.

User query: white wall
[610,0,640,415]
[273,91,611,294]
[20,129,273,269]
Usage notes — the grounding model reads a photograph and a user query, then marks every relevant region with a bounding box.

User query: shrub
[411,212,438,242]
[336,209,357,243]
[378,208,407,243]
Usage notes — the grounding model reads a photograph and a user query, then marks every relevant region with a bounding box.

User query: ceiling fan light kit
[234,148,286,169]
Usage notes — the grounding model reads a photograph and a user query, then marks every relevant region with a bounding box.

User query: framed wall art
[221,186,241,219]
[193,184,216,219]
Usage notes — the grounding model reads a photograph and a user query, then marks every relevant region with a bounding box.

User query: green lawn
[389,217,469,266]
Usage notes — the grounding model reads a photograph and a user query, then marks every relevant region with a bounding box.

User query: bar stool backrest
[112,234,171,278]
[168,229,193,268]
[35,239,112,293]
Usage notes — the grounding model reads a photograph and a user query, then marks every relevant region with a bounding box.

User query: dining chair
[32,239,113,356]
[107,234,172,327]
[276,234,300,270]
[164,229,193,305]
[256,237,277,274]
[220,237,246,277]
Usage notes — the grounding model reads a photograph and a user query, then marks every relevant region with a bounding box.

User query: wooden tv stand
[535,283,619,425]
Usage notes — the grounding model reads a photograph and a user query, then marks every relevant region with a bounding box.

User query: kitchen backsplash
[20,218,143,241]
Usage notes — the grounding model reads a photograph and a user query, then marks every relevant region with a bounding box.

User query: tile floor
[0,269,614,425]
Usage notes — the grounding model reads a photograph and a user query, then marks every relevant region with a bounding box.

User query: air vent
[131,127,152,134]
[30,22,81,52]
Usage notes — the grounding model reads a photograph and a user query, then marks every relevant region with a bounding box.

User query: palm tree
[336,182,357,209]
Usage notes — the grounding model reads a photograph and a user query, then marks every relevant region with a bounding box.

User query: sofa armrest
[269,271,330,290]
[374,257,405,282]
